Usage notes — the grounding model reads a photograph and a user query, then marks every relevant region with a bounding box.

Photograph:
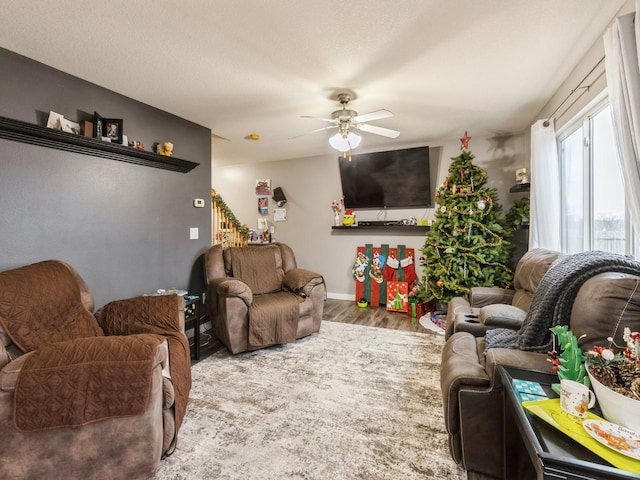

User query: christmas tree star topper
[460,131,471,150]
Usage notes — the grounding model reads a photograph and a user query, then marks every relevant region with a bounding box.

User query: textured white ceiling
[0,0,628,165]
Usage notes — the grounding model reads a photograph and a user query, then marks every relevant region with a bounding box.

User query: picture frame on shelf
[93,111,104,138]
[46,111,64,130]
[81,120,93,137]
[59,118,80,135]
[104,118,123,144]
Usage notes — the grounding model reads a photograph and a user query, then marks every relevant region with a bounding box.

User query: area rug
[154,321,465,480]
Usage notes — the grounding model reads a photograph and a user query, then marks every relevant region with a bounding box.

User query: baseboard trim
[327,292,353,301]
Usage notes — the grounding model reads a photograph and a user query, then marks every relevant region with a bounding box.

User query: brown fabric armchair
[445,248,562,339]
[0,260,191,480]
[204,243,326,354]
[440,253,640,479]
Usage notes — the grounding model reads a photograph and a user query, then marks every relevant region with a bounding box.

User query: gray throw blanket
[485,250,640,353]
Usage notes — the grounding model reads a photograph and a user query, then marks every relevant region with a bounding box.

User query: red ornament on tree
[460,131,471,150]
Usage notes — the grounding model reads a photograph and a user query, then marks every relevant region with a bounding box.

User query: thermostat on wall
[193,198,205,208]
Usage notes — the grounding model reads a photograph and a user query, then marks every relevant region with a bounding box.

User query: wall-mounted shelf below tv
[0,116,199,173]
[332,225,429,234]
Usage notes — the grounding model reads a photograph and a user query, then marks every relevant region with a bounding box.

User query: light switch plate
[189,227,199,240]
[193,198,205,208]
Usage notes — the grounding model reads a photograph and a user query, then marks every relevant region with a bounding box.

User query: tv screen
[338,146,431,209]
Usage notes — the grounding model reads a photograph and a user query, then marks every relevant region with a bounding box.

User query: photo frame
[255,179,271,196]
[104,118,123,144]
[258,197,268,214]
[46,111,64,130]
[93,111,104,138]
[59,118,80,135]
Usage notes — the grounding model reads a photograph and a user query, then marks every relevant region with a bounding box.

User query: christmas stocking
[352,252,369,282]
[400,255,417,285]
[384,256,399,281]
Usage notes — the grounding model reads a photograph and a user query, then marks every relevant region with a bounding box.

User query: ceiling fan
[292,93,400,153]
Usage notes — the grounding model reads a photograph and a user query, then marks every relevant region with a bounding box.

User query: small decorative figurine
[156,142,174,156]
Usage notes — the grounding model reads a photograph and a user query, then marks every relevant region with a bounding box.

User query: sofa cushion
[225,245,284,294]
[571,272,640,352]
[512,248,562,311]
[0,261,103,353]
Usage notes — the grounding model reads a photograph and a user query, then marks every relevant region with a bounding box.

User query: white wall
[212,132,526,299]
[534,0,634,131]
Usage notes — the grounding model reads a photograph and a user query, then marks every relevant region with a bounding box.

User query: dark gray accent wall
[0,48,212,308]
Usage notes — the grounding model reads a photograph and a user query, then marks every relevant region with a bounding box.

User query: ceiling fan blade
[300,115,337,124]
[353,109,393,123]
[288,125,337,140]
[357,123,400,138]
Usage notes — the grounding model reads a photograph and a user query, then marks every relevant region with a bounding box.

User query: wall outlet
[189,227,199,240]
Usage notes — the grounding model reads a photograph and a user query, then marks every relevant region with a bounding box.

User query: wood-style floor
[323,298,431,333]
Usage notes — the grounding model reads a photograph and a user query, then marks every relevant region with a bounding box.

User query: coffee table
[499,365,639,480]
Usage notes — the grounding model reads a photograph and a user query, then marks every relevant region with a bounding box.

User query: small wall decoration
[156,142,173,156]
[93,112,123,144]
[274,208,286,221]
[81,120,93,137]
[46,111,64,130]
[516,167,529,184]
[93,111,104,138]
[59,118,80,135]
[104,118,123,144]
[258,197,268,214]
[255,179,271,196]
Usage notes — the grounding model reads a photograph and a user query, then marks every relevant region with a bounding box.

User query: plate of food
[583,420,640,460]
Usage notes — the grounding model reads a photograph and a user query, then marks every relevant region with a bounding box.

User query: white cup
[560,379,596,418]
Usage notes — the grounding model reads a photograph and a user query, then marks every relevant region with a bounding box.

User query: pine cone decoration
[589,365,617,387]
[630,377,640,400]
[617,362,640,388]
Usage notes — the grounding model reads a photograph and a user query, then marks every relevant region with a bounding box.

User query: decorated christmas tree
[419,132,513,304]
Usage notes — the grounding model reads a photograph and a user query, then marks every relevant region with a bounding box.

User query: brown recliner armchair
[204,243,326,354]
[0,260,191,480]
[440,251,640,480]
[445,248,562,338]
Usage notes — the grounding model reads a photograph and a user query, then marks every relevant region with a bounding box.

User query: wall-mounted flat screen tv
[338,146,431,209]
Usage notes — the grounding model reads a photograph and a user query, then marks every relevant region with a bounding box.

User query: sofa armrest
[95,294,184,336]
[440,333,491,450]
[212,278,253,306]
[479,304,527,330]
[484,347,553,385]
[0,341,169,393]
[445,296,473,338]
[469,287,515,307]
[282,268,324,297]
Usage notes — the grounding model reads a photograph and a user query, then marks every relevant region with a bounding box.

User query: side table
[499,365,639,480]
[183,295,201,360]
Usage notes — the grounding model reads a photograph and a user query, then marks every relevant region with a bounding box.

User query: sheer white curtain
[604,3,640,234]
[529,119,561,250]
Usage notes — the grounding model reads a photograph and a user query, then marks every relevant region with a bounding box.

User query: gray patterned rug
[155,321,465,479]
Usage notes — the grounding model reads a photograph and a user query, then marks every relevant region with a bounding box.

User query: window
[559,102,632,255]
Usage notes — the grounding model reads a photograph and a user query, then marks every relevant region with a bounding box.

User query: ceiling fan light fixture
[329,132,361,152]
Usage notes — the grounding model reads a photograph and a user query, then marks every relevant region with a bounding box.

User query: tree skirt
[155,321,465,480]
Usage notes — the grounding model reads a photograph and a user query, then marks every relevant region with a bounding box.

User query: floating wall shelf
[0,116,199,173]
[509,183,530,193]
[332,225,429,234]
